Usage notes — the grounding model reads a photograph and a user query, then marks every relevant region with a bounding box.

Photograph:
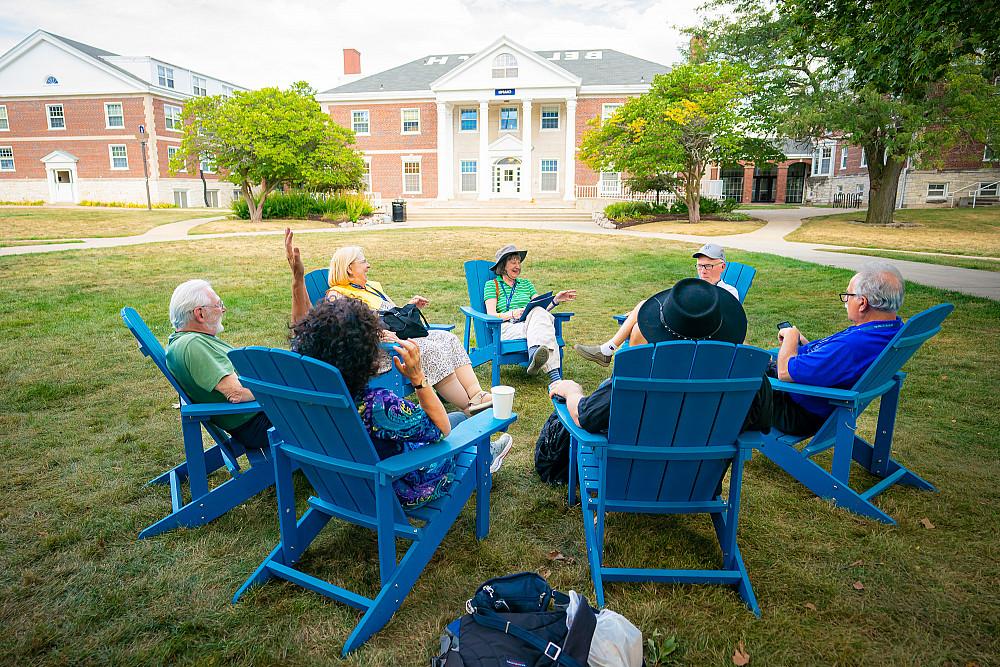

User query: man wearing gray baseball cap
[574,243,739,367]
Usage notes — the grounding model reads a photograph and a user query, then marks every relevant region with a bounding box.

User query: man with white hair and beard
[165,279,271,452]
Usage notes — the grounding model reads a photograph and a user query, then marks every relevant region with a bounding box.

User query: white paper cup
[491,385,515,419]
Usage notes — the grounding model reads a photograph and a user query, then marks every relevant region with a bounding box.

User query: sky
[0,0,707,90]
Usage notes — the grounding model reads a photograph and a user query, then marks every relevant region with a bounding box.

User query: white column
[520,98,532,200]
[478,100,490,200]
[564,98,577,200]
[436,102,453,200]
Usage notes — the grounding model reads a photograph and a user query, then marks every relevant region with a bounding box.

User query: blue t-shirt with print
[787,318,902,417]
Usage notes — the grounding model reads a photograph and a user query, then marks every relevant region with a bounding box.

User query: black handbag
[380,304,429,339]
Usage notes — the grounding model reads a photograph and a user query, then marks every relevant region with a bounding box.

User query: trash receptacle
[392,199,406,222]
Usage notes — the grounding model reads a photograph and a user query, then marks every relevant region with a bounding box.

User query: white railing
[576,185,725,205]
[949,180,999,208]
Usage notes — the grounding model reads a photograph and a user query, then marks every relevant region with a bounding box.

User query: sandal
[466,390,493,415]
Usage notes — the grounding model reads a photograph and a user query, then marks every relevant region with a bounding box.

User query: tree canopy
[579,61,781,223]
[171,82,365,223]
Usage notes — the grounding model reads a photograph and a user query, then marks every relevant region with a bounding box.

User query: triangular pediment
[430,36,581,92]
[489,134,523,152]
[41,150,79,163]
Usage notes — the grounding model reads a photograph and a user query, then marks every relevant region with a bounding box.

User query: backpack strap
[471,607,586,667]
[494,278,500,302]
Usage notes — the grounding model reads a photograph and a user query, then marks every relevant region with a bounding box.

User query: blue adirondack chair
[227,346,516,656]
[611,261,757,326]
[757,303,954,524]
[461,260,575,387]
[121,307,275,539]
[554,340,770,614]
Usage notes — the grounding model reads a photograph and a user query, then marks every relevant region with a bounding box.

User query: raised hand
[284,227,304,280]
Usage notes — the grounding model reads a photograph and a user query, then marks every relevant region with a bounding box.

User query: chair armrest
[552,401,608,447]
[768,378,859,403]
[553,311,574,321]
[376,411,517,478]
[612,314,627,324]
[736,430,763,450]
[428,323,456,331]
[180,401,262,418]
[460,305,502,324]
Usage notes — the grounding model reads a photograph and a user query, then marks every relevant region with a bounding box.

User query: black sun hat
[636,278,748,344]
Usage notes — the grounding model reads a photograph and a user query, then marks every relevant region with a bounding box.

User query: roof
[41,31,149,88]
[782,139,814,156]
[322,49,670,95]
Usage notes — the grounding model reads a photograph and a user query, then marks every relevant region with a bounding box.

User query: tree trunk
[685,164,703,224]
[864,153,904,225]
[244,179,270,224]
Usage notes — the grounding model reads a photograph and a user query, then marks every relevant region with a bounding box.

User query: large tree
[171,82,365,223]
[691,0,1000,224]
[579,62,781,223]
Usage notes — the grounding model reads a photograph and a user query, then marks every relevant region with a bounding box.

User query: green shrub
[604,201,655,221]
[231,191,366,220]
[0,200,44,206]
[343,193,374,222]
[668,196,738,216]
[78,200,176,209]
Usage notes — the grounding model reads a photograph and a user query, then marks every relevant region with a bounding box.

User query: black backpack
[432,572,596,667]
[535,412,572,484]
[380,304,430,339]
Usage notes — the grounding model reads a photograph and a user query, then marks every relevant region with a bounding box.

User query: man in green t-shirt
[164,279,271,452]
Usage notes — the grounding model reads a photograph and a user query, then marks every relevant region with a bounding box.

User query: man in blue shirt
[769,261,905,435]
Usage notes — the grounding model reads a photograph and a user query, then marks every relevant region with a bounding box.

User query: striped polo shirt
[483,277,536,313]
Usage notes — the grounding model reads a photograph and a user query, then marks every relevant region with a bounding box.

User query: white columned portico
[478,100,490,199]
[436,102,454,200]
[564,99,577,200]
[520,99,532,200]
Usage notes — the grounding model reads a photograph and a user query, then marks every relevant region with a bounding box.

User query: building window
[500,106,518,131]
[460,160,477,192]
[402,159,421,194]
[0,146,14,171]
[361,159,371,192]
[200,154,215,174]
[984,144,996,162]
[926,183,947,199]
[980,181,999,197]
[401,108,420,134]
[492,53,518,78]
[541,106,559,130]
[205,190,219,207]
[0,106,8,131]
[540,159,559,192]
[47,104,65,130]
[109,144,128,170]
[601,103,623,122]
[221,85,233,98]
[192,75,207,96]
[811,145,833,176]
[860,148,868,168]
[157,65,174,89]
[460,108,478,132]
[164,104,183,131]
[173,190,188,207]
[105,102,124,128]
[599,171,621,196]
[352,110,370,135]
[166,145,186,172]
[840,146,848,170]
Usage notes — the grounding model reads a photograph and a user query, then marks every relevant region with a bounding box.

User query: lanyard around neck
[502,278,518,311]
[350,282,389,302]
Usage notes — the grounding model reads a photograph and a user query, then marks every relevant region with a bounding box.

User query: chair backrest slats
[465,260,497,348]
[721,262,756,304]
[305,268,330,307]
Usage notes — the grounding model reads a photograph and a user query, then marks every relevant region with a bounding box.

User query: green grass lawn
[189,218,346,235]
[822,248,1000,272]
[624,219,765,235]
[786,208,1000,256]
[0,207,218,242]
[1,229,998,665]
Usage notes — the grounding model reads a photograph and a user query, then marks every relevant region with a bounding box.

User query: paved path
[3,208,998,301]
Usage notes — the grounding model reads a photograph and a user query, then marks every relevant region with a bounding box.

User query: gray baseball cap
[693,243,726,260]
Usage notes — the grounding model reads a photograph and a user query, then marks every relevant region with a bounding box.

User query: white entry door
[496,165,520,197]
[54,170,74,202]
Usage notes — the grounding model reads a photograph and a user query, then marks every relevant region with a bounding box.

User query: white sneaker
[489,433,513,474]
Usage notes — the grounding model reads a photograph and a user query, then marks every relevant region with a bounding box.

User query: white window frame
[0,105,8,131]
[401,108,420,135]
[811,145,833,176]
[539,158,559,192]
[192,75,207,97]
[157,64,174,89]
[109,144,129,170]
[979,181,999,197]
[352,110,370,135]
[840,146,848,170]
[983,144,996,162]
[492,53,518,78]
[0,146,14,172]
[402,157,422,194]
[459,107,478,133]
[860,148,868,168]
[200,154,215,174]
[163,104,183,132]
[361,157,371,192]
[601,103,623,122]
[104,102,124,129]
[166,145,186,172]
[460,160,478,193]
[499,106,518,132]
[46,104,65,130]
[540,105,560,131]
[221,85,234,98]
[599,171,621,196]
[926,183,947,200]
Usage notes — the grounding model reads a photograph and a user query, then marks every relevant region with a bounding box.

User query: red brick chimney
[343,49,361,76]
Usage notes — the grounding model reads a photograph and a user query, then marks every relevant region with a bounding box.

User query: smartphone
[776,321,793,331]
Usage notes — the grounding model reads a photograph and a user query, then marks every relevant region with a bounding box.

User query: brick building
[316,36,669,201]
[0,30,246,207]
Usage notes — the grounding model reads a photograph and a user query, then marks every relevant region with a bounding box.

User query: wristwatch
[412,379,428,390]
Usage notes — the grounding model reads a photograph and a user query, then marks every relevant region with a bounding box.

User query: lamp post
[138,124,152,211]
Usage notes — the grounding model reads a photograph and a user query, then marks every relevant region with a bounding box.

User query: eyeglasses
[198,300,225,311]
[838,293,859,303]
[696,262,722,271]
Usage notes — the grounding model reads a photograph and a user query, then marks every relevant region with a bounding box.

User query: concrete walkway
[3,207,998,301]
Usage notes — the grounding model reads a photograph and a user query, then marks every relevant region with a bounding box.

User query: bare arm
[286,228,311,325]
[549,380,587,428]
[215,373,254,403]
[392,339,451,435]
[485,297,521,322]
[777,326,808,382]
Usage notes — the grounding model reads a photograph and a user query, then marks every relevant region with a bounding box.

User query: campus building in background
[0,30,246,207]
[316,36,670,202]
